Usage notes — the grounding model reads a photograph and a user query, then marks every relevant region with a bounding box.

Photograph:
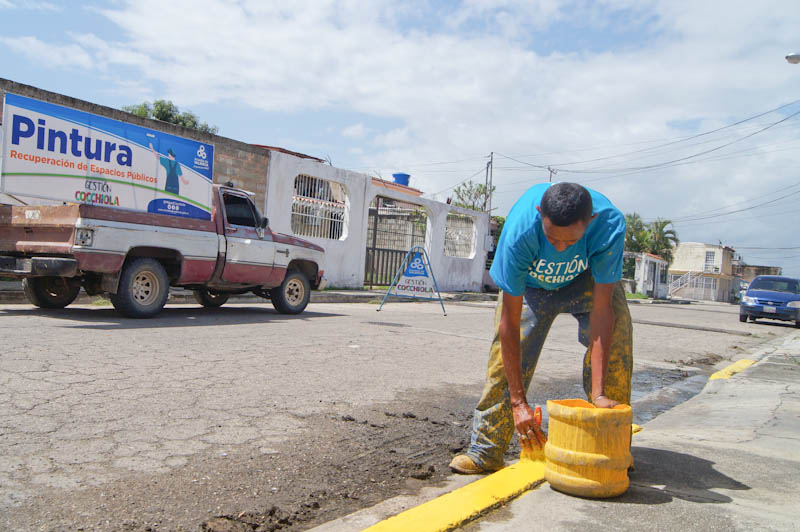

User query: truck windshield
[749,278,800,294]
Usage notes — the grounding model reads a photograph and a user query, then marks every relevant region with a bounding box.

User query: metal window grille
[444,213,475,258]
[673,274,722,301]
[704,251,716,273]
[291,174,348,240]
[365,196,428,287]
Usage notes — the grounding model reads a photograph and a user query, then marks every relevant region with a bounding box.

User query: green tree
[648,218,679,265]
[624,212,680,266]
[452,179,494,212]
[491,215,506,247]
[624,213,651,253]
[122,100,219,134]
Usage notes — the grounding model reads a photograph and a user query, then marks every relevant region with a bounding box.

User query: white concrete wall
[670,242,734,275]
[671,242,711,272]
[263,150,490,291]
[634,253,668,299]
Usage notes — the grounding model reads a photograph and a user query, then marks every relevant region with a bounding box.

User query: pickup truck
[0,183,325,318]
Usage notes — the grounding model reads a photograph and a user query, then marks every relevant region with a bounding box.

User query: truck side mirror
[261,217,269,228]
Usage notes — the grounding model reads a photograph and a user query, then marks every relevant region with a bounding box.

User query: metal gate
[365,196,428,288]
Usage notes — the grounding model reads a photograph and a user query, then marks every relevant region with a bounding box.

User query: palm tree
[624,213,651,253]
[648,218,679,265]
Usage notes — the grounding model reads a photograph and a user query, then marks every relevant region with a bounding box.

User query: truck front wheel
[110,258,169,318]
[193,289,230,307]
[270,270,310,314]
[23,277,81,308]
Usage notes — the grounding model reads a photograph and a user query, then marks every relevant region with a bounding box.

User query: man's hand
[512,402,546,450]
[589,283,616,408]
[592,394,619,409]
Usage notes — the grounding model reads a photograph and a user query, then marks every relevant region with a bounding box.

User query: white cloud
[4,0,800,272]
[0,0,60,10]
[342,123,368,139]
[0,36,92,69]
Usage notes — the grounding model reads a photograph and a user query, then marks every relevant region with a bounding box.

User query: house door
[647,262,657,297]
[364,196,427,289]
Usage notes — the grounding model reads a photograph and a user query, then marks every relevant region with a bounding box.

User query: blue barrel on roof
[392,173,411,186]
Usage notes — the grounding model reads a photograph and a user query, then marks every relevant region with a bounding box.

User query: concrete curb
[0,288,498,306]
[626,298,693,305]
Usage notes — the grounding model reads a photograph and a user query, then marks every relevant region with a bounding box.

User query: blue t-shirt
[490,183,625,296]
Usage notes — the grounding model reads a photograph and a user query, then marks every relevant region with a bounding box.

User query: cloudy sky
[2,0,800,275]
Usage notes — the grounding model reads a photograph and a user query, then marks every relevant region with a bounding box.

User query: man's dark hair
[540,183,593,226]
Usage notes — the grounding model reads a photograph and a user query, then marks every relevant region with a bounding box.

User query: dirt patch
[4,387,487,532]
[4,368,700,532]
[664,352,724,366]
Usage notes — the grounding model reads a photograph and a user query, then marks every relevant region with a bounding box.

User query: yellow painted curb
[709,359,755,380]
[362,459,546,532]
[364,420,646,531]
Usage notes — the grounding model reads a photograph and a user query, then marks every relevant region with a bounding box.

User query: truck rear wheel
[270,270,310,314]
[22,277,81,308]
[193,289,230,307]
[110,258,169,318]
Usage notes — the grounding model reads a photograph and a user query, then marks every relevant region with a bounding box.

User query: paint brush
[520,405,547,462]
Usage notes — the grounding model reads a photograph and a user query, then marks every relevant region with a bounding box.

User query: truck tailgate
[0,204,79,255]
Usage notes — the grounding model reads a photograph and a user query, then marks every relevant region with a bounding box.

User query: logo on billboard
[193,144,210,170]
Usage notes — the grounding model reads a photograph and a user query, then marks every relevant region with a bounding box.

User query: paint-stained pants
[466,271,633,470]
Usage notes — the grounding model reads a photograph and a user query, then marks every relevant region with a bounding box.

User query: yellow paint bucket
[544,399,633,498]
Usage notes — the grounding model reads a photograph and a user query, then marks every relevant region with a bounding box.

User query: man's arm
[589,282,618,408]
[499,292,546,449]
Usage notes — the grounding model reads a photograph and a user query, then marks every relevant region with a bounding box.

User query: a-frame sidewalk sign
[377,246,446,315]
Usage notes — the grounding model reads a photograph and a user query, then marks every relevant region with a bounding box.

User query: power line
[349,155,488,171]
[499,105,800,163]
[548,110,800,169]
[670,187,800,223]
[554,109,800,175]
[734,246,800,250]
[426,166,487,197]
[671,207,796,227]
[742,253,800,260]
[494,98,800,173]
[491,136,800,194]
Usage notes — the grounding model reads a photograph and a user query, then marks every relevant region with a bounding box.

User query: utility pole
[484,157,490,211]
[548,166,557,182]
[488,151,494,214]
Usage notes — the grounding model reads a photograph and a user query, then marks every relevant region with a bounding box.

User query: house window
[291,175,348,240]
[444,213,476,258]
[704,251,716,273]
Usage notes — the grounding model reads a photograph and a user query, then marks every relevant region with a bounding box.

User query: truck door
[220,191,276,284]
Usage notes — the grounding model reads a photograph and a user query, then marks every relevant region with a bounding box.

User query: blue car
[739,275,800,327]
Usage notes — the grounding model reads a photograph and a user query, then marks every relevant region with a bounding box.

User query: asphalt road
[0,299,794,531]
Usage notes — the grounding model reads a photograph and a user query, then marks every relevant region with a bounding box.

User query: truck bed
[0,203,218,255]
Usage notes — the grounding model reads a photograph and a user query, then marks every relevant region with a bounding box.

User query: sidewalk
[466,332,800,532]
[312,332,800,532]
[0,282,497,305]
[0,280,696,306]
